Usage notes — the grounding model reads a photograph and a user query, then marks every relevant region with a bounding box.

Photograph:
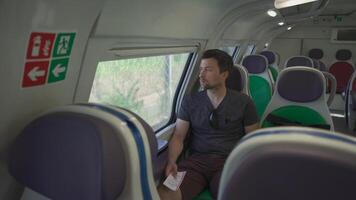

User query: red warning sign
[26,32,55,59]
[22,61,49,87]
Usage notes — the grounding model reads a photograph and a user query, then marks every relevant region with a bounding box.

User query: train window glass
[232,46,240,62]
[251,45,257,54]
[243,44,256,58]
[89,53,190,130]
[219,46,236,56]
[235,46,240,56]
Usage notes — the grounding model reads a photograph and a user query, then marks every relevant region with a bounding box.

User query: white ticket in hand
[163,171,186,191]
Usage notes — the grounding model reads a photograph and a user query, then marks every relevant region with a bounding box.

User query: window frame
[74,37,201,133]
[155,52,195,132]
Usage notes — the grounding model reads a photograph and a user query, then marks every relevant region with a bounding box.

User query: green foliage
[90,53,190,129]
[105,82,143,113]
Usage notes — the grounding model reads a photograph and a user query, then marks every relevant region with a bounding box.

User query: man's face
[199,58,228,90]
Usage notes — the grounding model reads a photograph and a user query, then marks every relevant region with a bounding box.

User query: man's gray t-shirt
[178,89,259,156]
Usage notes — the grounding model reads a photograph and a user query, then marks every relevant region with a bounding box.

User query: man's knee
[209,171,223,199]
[157,184,182,200]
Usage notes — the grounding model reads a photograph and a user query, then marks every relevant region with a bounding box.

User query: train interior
[1,0,356,199]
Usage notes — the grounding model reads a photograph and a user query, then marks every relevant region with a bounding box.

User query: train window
[219,46,236,56]
[242,44,256,58]
[251,45,257,54]
[232,46,240,62]
[89,53,191,130]
[235,45,240,56]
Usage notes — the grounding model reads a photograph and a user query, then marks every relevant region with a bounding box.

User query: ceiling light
[267,9,277,17]
[287,26,292,30]
[278,21,285,26]
[274,0,319,9]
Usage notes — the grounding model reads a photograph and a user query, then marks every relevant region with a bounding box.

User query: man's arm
[243,97,260,134]
[244,123,260,134]
[165,119,190,177]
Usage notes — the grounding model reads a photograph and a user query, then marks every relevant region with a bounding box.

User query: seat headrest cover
[260,51,276,64]
[220,127,356,200]
[82,104,156,199]
[312,59,320,69]
[8,112,126,200]
[336,49,352,61]
[278,69,323,102]
[286,56,313,68]
[117,106,158,165]
[329,62,355,93]
[309,48,323,60]
[318,61,327,71]
[226,66,243,92]
[242,55,267,74]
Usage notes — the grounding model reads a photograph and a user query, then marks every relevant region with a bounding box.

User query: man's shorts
[177,153,227,200]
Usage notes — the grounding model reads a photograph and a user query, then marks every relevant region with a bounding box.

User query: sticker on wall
[48,58,69,83]
[26,32,56,59]
[52,33,75,58]
[22,61,49,87]
[22,31,76,88]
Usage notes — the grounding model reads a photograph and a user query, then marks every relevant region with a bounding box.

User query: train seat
[345,72,356,132]
[218,127,356,200]
[329,49,355,94]
[285,56,314,68]
[318,61,327,71]
[260,50,279,82]
[309,48,327,71]
[226,64,250,95]
[285,55,336,104]
[242,55,273,118]
[322,71,337,106]
[312,59,320,69]
[261,67,334,130]
[309,48,324,60]
[8,104,159,200]
[275,52,281,68]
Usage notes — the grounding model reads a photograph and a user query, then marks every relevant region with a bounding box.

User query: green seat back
[193,189,213,200]
[269,65,278,82]
[249,75,272,118]
[262,105,327,128]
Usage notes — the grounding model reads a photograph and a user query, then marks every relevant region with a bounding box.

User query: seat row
[232,49,356,132]
[235,53,334,131]
[7,104,356,200]
[309,48,355,94]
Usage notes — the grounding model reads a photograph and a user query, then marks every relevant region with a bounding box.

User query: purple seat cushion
[278,70,323,102]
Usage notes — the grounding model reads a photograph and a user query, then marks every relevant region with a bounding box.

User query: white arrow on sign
[28,66,46,81]
[52,64,66,77]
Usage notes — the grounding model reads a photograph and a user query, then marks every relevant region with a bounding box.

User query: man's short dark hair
[201,49,233,73]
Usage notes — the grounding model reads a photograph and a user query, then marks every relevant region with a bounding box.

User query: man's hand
[165,161,178,178]
[165,119,189,178]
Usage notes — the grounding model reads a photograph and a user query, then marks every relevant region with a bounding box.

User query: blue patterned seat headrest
[312,59,320,69]
[278,69,323,102]
[9,112,126,200]
[117,107,158,165]
[242,55,267,74]
[286,56,313,68]
[318,61,327,71]
[309,48,323,60]
[260,51,276,65]
[336,49,352,61]
[219,128,356,200]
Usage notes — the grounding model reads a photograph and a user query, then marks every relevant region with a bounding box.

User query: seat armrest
[157,138,168,153]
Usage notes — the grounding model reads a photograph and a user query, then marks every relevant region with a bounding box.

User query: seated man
[158,49,259,200]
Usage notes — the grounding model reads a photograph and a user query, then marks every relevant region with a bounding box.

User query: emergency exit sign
[22,31,76,88]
